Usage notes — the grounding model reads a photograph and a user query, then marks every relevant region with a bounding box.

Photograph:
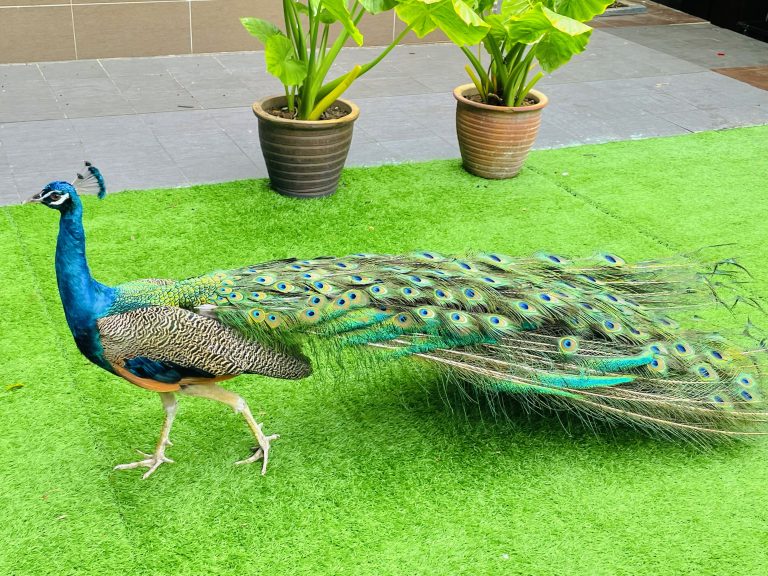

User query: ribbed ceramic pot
[453,84,548,179]
[253,96,359,198]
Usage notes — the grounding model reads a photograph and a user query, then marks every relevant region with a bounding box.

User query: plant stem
[316,22,414,102]
[461,46,489,92]
[308,65,362,120]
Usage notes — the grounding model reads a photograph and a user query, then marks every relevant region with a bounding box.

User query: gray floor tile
[176,157,262,184]
[185,87,255,109]
[344,141,400,166]
[110,72,185,93]
[0,63,45,85]
[100,57,174,77]
[104,165,190,192]
[605,23,768,69]
[39,60,108,84]
[379,135,458,162]
[126,93,201,114]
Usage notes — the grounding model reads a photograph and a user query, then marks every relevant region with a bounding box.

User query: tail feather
[197,250,767,440]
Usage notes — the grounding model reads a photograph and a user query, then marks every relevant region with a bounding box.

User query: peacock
[28,163,766,479]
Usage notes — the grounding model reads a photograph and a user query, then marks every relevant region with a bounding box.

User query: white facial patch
[48,192,71,206]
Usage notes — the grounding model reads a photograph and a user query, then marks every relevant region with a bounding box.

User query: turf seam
[525,163,679,252]
[2,209,140,560]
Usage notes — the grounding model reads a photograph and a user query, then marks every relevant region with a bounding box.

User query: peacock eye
[49,193,61,201]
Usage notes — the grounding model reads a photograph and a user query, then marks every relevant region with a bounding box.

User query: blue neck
[55,199,115,369]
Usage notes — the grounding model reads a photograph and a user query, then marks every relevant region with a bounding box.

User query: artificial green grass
[1,126,767,575]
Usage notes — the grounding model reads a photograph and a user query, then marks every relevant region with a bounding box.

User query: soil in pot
[267,104,351,121]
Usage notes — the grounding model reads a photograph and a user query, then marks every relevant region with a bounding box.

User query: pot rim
[453,83,548,112]
[252,96,360,127]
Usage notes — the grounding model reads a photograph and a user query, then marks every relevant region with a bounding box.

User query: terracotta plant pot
[453,84,548,179]
[252,96,359,198]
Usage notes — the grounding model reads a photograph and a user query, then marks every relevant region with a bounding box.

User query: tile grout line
[70,0,79,60]
[188,0,194,55]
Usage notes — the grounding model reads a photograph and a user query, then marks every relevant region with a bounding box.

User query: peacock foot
[114,446,174,480]
[235,431,279,475]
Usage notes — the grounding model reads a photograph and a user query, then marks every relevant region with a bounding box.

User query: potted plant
[242,0,488,198]
[453,0,613,179]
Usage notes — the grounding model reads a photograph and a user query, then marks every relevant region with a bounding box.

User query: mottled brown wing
[97,306,312,382]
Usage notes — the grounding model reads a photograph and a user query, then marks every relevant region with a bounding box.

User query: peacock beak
[24,191,44,204]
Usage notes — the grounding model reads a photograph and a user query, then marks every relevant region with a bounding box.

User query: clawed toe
[235,433,279,475]
[114,448,174,479]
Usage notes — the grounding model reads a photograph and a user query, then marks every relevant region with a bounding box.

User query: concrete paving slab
[606,23,768,69]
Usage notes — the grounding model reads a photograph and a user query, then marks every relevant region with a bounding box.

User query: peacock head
[26,162,106,211]
[27,181,78,211]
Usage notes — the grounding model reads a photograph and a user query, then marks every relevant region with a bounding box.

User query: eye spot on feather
[558,337,578,353]
[711,350,723,360]
[458,262,471,270]
[465,289,476,298]
[490,316,500,324]
[547,255,561,263]
[580,302,593,310]
[713,395,724,403]
[518,301,530,310]
[249,309,264,324]
[539,293,551,302]
[738,374,754,387]
[490,254,501,262]
[741,390,753,401]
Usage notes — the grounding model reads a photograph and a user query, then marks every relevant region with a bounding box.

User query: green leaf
[240,17,281,43]
[535,26,590,71]
[501,0,535,18]
[547,0,612,22]
[396,0,489,46]
[322,0,365,46]
[484,13,509,44]
[265,34,308,87]
[504,4,590,46]
[293,2,310,14]
[542,5,591,35]
[358,0,399,14]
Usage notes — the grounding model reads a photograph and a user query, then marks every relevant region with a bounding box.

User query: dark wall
[656,0,767,35]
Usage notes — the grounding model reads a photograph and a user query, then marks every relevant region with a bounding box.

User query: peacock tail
[108,250,767,441]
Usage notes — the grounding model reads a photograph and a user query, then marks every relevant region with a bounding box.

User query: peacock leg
[179,383,278,475]
[114,392,177,479]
